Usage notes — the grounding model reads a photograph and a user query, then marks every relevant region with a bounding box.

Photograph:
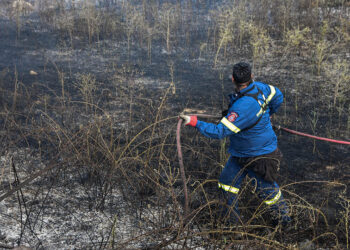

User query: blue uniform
[195,81,290,224]
[196,81,283,157]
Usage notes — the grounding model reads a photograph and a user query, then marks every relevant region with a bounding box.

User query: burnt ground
[0,6,350,250]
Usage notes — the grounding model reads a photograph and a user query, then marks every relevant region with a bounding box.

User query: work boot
[221,205,240,227]
[281,214,291,227]
[271,210,291,229]
[268,197,291,227]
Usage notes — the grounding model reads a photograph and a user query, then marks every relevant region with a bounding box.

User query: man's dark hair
[232,62,252,84]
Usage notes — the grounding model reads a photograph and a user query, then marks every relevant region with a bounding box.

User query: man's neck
[236,84,248,92]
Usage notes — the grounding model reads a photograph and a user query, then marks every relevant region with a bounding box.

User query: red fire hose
[176,113,220,217]
[273,125,350,145]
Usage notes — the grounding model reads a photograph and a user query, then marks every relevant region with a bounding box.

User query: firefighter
[180,62,291,226]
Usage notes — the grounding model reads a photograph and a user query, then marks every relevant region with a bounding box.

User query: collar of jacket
[238,82,256,95]
[228,82,256,101]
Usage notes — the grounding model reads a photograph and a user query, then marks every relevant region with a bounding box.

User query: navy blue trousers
[218,155,290,224]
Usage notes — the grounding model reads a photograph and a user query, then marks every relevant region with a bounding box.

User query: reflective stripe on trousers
[264,189,281,205]
[219,181,282,205]
[218,182,239,194]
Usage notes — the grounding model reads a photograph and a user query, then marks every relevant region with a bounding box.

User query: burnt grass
[0,1,350,249]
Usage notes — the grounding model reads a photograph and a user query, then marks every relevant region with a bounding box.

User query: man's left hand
[179,114,198,127]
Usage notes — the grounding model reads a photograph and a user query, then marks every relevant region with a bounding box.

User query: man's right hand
[179,114,198,127]
[221,109,228,118]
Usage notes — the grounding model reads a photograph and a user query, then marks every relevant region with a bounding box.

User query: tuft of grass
[75,73,97,112]
[247,22,270,72]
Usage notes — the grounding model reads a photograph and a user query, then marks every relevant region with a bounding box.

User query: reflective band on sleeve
[256,85,276,117]
[264,189,281,205]
[221,117,241,133]
[266,85,276,102]
[218,182,239,194]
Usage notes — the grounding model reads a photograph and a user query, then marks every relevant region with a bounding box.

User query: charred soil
[0,1,349,249]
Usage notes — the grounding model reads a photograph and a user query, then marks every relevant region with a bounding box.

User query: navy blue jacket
[195,81,283,157]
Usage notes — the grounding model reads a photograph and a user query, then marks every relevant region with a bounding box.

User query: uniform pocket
[236,149,282,183]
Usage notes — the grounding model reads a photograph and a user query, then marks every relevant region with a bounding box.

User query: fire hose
[176,113,350,217]
[272,125,350,145]
[176,114,220,217]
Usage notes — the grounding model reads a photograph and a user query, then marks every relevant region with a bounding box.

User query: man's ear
[232,75,235,83]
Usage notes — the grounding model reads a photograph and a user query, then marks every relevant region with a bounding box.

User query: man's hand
[179,114,198,127]
[221,109,228,118]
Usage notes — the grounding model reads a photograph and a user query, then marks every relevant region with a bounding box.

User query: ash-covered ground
[0,1,349,249]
